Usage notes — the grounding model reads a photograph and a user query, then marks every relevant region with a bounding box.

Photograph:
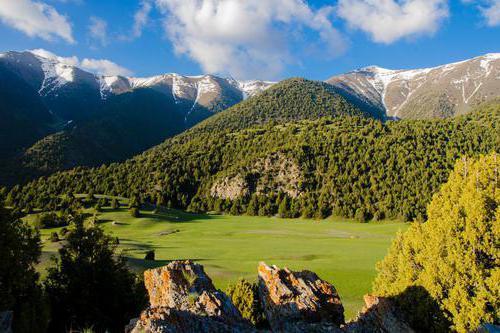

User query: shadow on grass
[126,257,211,271]
[100,206,219,224]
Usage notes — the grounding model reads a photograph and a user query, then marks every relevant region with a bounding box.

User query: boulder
[257,262,344,332]
[128,260,254,333]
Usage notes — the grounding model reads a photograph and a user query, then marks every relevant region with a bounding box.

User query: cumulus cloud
[337,0,449,44]
[30,48,133,76]
[88,16,108,46]
[31,48,79,66]
[154,0,346,80]
[0,0,74,43]
[464,0,500,26]
[80,58,133,76]
[482,0,500,26]
[132,0,153,38]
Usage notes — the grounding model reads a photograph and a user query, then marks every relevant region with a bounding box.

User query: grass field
[35,204,407,319]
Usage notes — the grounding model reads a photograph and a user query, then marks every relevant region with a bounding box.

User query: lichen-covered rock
[257,262,345,332]
[344,295,415,333]
[129,260,254,333]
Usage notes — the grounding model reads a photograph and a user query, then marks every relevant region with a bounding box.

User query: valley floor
[34,206,407,319]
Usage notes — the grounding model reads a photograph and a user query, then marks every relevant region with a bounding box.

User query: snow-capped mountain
[0,50,274,125]
[327,53,500,119]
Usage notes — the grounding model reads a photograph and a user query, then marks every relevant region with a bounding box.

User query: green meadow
[34,204,407,319]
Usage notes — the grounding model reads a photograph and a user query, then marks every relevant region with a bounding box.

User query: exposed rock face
[128,260,253,333]
[210,175,249,200]
[210,152,303,200]
[128,261,415,333]
[258,262,345,332]
[254,153,302,198]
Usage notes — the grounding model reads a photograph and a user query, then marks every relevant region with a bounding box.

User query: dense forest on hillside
[5,99,499,221]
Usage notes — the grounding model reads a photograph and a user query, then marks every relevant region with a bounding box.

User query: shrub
[354,208,369,223]
[144,250,155,261]
[129,207,140,218]
[226,279,266,327]
[60,227,69,236]
[49,232,60,243]
[373,154,500,332]
[111,199,119,209]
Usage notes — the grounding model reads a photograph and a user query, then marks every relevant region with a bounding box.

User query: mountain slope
[0,62,55,157]
[8,99,499,221]
[327,53,500,119]
[187,78,369,135]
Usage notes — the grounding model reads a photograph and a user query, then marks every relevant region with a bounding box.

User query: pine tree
[373,153,500,332]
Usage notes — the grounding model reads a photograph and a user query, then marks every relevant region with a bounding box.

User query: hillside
[7,100,499,221]
[0,78,367,185]
[0,50,274,185]
[186,77,371,135]
[328,53,500,119]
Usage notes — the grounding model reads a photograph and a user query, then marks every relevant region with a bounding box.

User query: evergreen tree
[45,220,146,332]
[373,153,500,332]
[0,205,48,333]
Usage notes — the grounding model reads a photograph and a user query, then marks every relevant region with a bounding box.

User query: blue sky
[0,0,499,80]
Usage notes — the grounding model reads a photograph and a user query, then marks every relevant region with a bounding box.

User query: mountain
[327,53,500,119]
[0,50,274,153]
[0,50,274,184]
[188,78,369,135]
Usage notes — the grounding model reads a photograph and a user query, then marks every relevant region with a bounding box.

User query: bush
[144,250,155,261]
[354,208,369,223]
[111,198,119,209]
[49,232,60,243]
[129,207,140,218]
[60,227,69,236]
[373,154,500,332]
[226,279,266,327]
[34,212,69,229]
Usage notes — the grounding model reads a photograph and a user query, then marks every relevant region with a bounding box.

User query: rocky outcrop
[258,262,344,332]
[127,260,254,333]
[210,152,303,201]
[128,261,415,333]
[210,175,249,200]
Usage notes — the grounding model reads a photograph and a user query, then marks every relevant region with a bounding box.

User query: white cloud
[30,48,79,66]
[337,0,449,44]
[88,16,108,46]
[464,0,500,26]
[482,0,500,26]
[30,48,133,76]
[154,0,346,80]
[132,0,153,38]
[0,0,74,43]
[80,58,133,76]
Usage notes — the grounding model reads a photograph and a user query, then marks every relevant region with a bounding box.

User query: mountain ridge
[327,53,500,119]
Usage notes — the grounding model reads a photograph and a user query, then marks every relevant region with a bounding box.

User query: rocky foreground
[126,260,414,333]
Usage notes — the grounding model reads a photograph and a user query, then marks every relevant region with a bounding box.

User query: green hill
[7,100,499,221]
